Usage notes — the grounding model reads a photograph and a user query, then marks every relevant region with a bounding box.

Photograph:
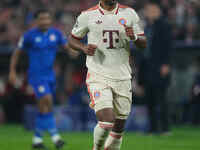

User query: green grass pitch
[0,125,200,150]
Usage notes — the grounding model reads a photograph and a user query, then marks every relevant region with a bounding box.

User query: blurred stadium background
[0,0,200,149]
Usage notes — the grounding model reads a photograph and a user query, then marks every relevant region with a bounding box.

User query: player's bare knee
[112,119,126,133]
[46,97,53,112]
[96,108,115,123]
[38,104,47,114]
[38,95,53,113]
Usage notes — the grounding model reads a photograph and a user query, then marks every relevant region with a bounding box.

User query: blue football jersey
[18,27,67,81]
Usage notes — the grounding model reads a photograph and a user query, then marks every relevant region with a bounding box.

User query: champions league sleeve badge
[119,18,127,26]
[94,91,101,99]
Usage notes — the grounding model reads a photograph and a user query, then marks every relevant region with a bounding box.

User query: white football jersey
[71,3,144,80]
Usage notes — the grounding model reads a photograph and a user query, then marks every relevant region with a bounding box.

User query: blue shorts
[29,79,56,100]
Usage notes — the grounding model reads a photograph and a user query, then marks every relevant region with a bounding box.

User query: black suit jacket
[138,17,173,87]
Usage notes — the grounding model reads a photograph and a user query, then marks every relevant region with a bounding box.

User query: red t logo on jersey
[103,30,119,49]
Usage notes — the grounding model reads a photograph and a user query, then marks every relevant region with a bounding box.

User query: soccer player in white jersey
[69,0,147,150]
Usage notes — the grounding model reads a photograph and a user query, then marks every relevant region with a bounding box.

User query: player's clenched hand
[83,44,97,56]
[9,71,17,85]
[125,26,136,41]
[160,64,170,77]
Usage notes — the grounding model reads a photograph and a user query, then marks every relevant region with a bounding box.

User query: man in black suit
[138,3,173,134]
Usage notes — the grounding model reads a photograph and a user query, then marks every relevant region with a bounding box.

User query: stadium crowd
[0,0,200,129]
[0,0,200,48]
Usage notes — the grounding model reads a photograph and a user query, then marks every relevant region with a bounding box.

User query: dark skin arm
[125,26,147,49]
[135,37,147,49]
[9,49,23,84]
[62,43,77,54]
[62,43,71,51]
[68,35,97,56]
[62,43,81,58]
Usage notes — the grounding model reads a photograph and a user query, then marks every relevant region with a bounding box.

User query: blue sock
[34,113,45,143]
[45,112,59,137]
[34,112,60,144]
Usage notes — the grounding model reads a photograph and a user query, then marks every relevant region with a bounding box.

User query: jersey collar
[35,27,51,35]
[98,2,119,15]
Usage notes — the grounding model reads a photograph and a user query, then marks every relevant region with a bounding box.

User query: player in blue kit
[9,9,70,150]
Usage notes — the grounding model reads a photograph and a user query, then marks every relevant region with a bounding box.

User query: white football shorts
[86,70,132,119]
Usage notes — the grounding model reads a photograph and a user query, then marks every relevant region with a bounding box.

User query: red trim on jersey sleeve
[71,33,83,40]
[137,33,145,36]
